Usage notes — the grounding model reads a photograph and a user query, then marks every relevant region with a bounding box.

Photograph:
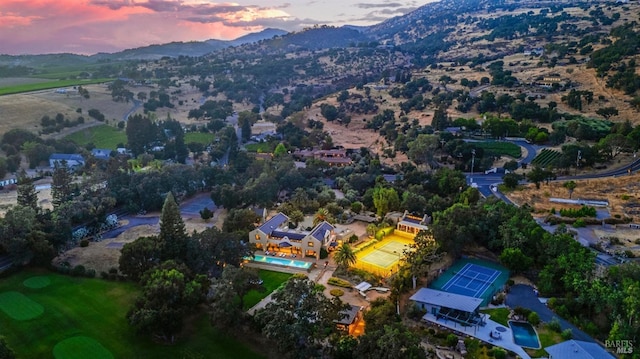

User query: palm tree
[334,243,357,270]
[313,207,330,226]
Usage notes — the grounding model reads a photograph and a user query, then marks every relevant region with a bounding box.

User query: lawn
[481,307,510,326]
[243,270,293,310]
[244,142,274,153]
[0,269,263,359]
[65,125,127,149]
[0,78,111,95]
[526,326,563,357]
[184,132,216,145]
[474,141,522,158]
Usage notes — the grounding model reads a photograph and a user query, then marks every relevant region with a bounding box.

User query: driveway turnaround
[506,284,594,343]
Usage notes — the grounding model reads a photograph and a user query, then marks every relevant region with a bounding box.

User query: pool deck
[421,312,531,359]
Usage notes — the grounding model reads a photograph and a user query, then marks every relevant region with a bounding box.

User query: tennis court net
[376,246,404,257]
[454,271,495,285]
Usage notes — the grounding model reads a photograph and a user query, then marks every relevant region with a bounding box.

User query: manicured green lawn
[481,307,510,326]
[0,78,111,95]
[527,326,562,357]
[243,270,293,310]
[0,269,263,359]
[474,141,522,158]
[65,125,127,149]
[184,132,215,145]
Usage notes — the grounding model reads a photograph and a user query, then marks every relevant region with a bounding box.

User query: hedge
[328,277,352,288]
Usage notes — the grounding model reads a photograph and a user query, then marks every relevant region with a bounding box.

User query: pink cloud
[0,0,295,54]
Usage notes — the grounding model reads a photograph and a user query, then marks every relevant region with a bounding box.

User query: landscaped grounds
[243,270,293,310]
[354,233,414,277]
[0,269,263,359]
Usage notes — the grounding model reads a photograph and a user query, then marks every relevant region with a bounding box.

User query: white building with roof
[49,154,85,169]
[410,288,485,327]
[545,340,615,359]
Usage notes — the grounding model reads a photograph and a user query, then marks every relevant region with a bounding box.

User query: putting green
[23,276,51,289]
[0,291,44,320]
[53,336,114,359]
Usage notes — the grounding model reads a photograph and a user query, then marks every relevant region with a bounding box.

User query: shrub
[71,265,86,277]
[100,271,109,279]
[108,267,118,274]
[561,328,573,340]
[547,317,562,333]
[528,312,540,326]
[514,306,532,317]
[320,247,329,259]
[330,289,344,297]
[407,303,427,321]
[573,219,586,228]
[80,239,89,247]
[85,269,96,278]
[446,334,458,347]
[560,205,597,218]
[491,293,505,305]
[349,234,359,243]
[493,348,506,359]
[328,277,353,288]
[314,284,326,292]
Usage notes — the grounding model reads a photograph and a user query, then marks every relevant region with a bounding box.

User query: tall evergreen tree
[158,192,188,261]
[51,161,72,209]
[16,169,38,211]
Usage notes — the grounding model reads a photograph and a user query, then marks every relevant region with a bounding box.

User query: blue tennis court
[441,263,501,299]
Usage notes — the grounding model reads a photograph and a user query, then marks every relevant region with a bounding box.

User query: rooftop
[410,288,482,313]
[259,213,289,234]
[545,340,614,359]
[310,221,334,242]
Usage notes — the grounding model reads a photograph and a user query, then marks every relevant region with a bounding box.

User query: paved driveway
[506,284,595,342]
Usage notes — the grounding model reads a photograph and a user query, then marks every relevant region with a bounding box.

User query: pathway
[505,284,595,342]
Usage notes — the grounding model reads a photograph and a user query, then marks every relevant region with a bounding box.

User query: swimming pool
[251,255,312,269]
[509,321,541,349]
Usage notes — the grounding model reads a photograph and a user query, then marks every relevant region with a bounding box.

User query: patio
[421,312,531,359]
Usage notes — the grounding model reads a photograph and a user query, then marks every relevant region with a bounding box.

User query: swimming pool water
[509,321,541,349]
[252,255,312,269]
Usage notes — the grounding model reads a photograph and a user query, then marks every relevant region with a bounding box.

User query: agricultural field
[531,149,562,167]
[0,78,111,96]
[473,141,522,158]
[0,269,262,359]
[64,125,127,149]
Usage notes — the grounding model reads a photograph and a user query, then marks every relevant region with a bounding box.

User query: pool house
[396,211,430,236]
[249,212,336,260]
[410,288,486,327]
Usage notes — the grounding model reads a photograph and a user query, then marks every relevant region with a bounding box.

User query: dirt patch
[505,172,640,219]
[53,224,159,274]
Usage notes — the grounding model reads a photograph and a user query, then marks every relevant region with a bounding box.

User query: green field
[53,336,114,359]
[474,141,522,158]
[65,125,127,149]
[243,270,293,310]
[244,142,274,153]
[184,132,216,145]
[0,292,44,321]
[0,78,111,95]
[0,269,263,359]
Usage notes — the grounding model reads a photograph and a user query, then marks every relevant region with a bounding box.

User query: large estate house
[249,212,336,260]
[49,154,85,169]
[292,148,353,166]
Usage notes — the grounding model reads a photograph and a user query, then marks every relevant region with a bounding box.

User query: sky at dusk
[0,0,433,56]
